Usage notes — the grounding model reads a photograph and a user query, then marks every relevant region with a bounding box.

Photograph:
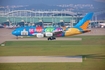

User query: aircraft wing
[53,31,64,36]
[81,30,91,33]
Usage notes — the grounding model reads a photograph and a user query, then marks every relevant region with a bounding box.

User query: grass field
[0,35,105,70]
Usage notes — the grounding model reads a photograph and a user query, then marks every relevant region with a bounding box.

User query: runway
[0,28,14,44]
[1,28,105,44]
[0,28,82,44]
[9,37,82,41]
[0,56,82,63]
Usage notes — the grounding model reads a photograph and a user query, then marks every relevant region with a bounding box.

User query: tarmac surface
[0,56,82,63]
[9,37,82,41]
[0,28,105,44]
[0,28,82,44]
[0,28,14,44]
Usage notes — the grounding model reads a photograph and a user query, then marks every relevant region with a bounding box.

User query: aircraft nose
[12,30,18,36]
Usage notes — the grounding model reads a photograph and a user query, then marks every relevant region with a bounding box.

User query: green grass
[0,35,105,56]
[0,45,105,56]
[0,61,105,70]
[0,35,105,70]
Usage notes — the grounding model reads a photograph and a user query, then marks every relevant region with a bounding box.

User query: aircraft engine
[36,33,44,38]
[45,32,53,37]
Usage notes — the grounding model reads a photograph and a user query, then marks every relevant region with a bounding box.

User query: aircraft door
[21,29,28,36]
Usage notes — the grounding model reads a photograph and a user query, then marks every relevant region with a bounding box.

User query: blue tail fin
[74,12,93,30]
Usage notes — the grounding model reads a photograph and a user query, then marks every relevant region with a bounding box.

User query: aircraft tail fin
[74,12,93,30]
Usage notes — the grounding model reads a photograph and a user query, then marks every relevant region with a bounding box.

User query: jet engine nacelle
[36,33,44,38]
[45,32,53,37]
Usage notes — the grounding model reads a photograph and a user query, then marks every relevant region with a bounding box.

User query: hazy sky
[0,0,105,5]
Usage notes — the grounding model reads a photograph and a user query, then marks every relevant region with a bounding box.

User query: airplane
[98,23,105,28]
[0,24,4,28]
[5,25,17,29]
[12,12,93,40]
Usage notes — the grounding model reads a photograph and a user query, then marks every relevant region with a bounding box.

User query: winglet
[74,12,93,30]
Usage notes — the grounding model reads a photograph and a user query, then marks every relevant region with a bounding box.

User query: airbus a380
[12,12,93,40]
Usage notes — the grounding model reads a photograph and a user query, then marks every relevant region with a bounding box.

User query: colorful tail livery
[12,12,93,40]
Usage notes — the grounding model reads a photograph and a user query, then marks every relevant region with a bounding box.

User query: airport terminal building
[0,10,98,28]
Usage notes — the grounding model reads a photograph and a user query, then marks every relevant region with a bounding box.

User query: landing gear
[48,36,56,40]
[16,36,18,39]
